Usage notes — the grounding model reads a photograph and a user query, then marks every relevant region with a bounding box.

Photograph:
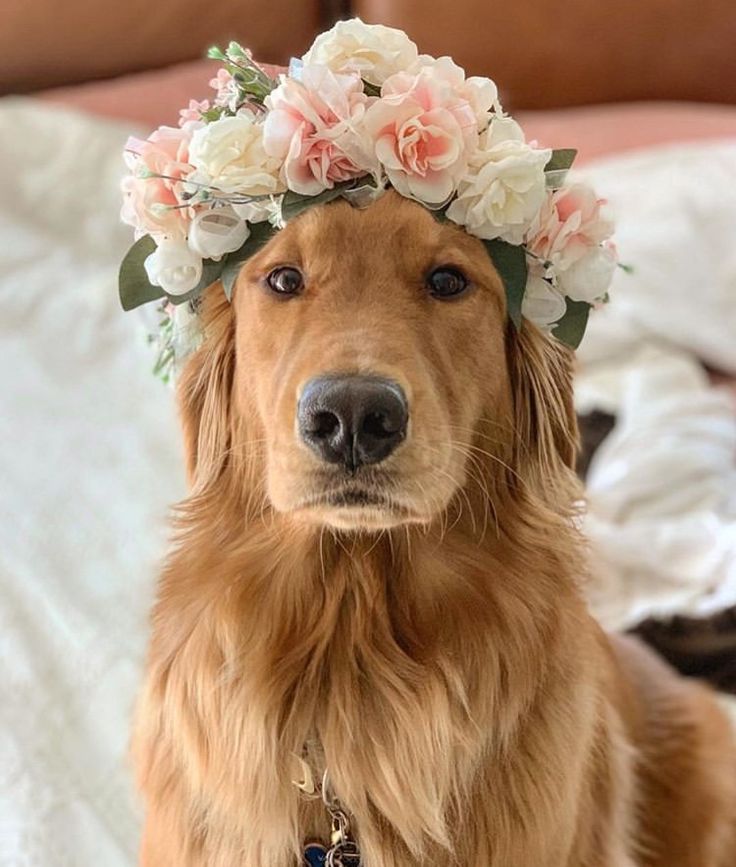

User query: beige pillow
[0,0,321,93]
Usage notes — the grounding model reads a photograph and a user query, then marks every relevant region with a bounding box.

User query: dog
[133,191,736,866]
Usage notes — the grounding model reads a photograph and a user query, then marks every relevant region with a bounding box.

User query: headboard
[354,0,736,109]
[3,0,736,110]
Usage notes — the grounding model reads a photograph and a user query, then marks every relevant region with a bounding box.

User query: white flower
[557,243,617,303]
[232,197,281,224]
[521,273,567,329]
[446,117,550,243]
[302,18,418,86]
[187,205,250,260]
[188,113,284,196]
[144,239,202,296]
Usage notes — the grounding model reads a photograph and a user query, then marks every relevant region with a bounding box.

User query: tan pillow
[0,0,321,93]
[354,0,736,109]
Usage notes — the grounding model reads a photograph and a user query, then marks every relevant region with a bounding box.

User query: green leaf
[118,235,165,311]
[430,205,451,224]
[482,239,528,329]
[220,220,278,301]
[227,41,247,58]
[545,148,578,172]
[280,181,356,222]
[552,298,591,349]
[220,261,240,301]
[362,80,381,97]
[200,105,227,123]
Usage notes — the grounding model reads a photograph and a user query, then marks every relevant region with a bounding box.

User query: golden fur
[134,192,736,866]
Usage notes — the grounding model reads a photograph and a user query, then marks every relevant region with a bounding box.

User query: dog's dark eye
[266,267,303,296]
[426,267,468,299]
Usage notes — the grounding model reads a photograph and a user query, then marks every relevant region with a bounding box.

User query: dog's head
[179,191,577,531]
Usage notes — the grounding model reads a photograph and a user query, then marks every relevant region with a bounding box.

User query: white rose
[232,198,281,225]
[144,239,202,296]
[187,205,250,261]
[557,244,617,303]
[446,117,550,244]
[521,273,567,329]
[188,114,285,196]
[302,18,418,86]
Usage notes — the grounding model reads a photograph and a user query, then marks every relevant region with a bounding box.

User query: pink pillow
[519,102,736,163]
[40,60,736,162]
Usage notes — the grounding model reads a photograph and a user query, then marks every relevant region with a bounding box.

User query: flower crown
[119,19,618,381]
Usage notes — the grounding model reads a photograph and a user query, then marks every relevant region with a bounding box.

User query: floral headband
[119,19,618,381]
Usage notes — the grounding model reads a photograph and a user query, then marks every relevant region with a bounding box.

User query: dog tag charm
[303,842,327,866]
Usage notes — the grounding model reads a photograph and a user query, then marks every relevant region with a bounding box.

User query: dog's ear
[506,322,579,502]
[176,292,235,490]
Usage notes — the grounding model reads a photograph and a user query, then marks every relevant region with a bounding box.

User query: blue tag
[302,842,327,866]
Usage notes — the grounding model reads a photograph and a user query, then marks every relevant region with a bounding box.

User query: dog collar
[292,756,362,865]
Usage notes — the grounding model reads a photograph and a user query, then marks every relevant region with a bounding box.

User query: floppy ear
[176,291,235,490]
[506,321,579,503]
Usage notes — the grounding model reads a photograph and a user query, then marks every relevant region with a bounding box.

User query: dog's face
[181,191,577,531]
[231,192,509,529]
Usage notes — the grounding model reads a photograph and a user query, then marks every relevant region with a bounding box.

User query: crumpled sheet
[0,99,735,865]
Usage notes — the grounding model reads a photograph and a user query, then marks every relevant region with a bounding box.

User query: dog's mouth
[295,481,419,529]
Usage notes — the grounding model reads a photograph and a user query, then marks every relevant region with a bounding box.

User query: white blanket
[0,99,734,865]
[0,100,184,866]
[574,144,736,628]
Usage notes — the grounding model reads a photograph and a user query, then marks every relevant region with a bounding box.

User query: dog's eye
[426,267,468,299]
[266,267,303,296]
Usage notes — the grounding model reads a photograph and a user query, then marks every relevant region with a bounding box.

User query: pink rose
[411,55,500,129]
[526,183,617,303]
[527,183,614,271]
[363,66,478,204]
[263,65,375,196]
[121,126,194,239]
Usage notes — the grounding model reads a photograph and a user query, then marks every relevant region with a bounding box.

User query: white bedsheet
[0,99,734,865]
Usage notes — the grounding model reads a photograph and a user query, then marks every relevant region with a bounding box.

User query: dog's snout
[298,375,408,472]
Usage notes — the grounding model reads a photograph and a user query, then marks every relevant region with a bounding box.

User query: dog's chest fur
[135,524,620,867]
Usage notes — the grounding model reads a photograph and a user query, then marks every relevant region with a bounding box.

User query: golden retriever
[133,191,736,866]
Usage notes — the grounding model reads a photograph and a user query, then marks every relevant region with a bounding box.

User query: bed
[2,3,736,864]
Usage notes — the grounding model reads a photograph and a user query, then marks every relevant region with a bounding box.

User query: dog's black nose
[298,375,408,472]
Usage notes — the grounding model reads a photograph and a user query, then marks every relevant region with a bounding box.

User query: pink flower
[209,69,240,111]
[179,99,210,127]
[262,65,375,196]
[121,126,194,239]
[363,66,478,204]
[526,183,617,303]
[527,183,614,271]
[411,55,500,130]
